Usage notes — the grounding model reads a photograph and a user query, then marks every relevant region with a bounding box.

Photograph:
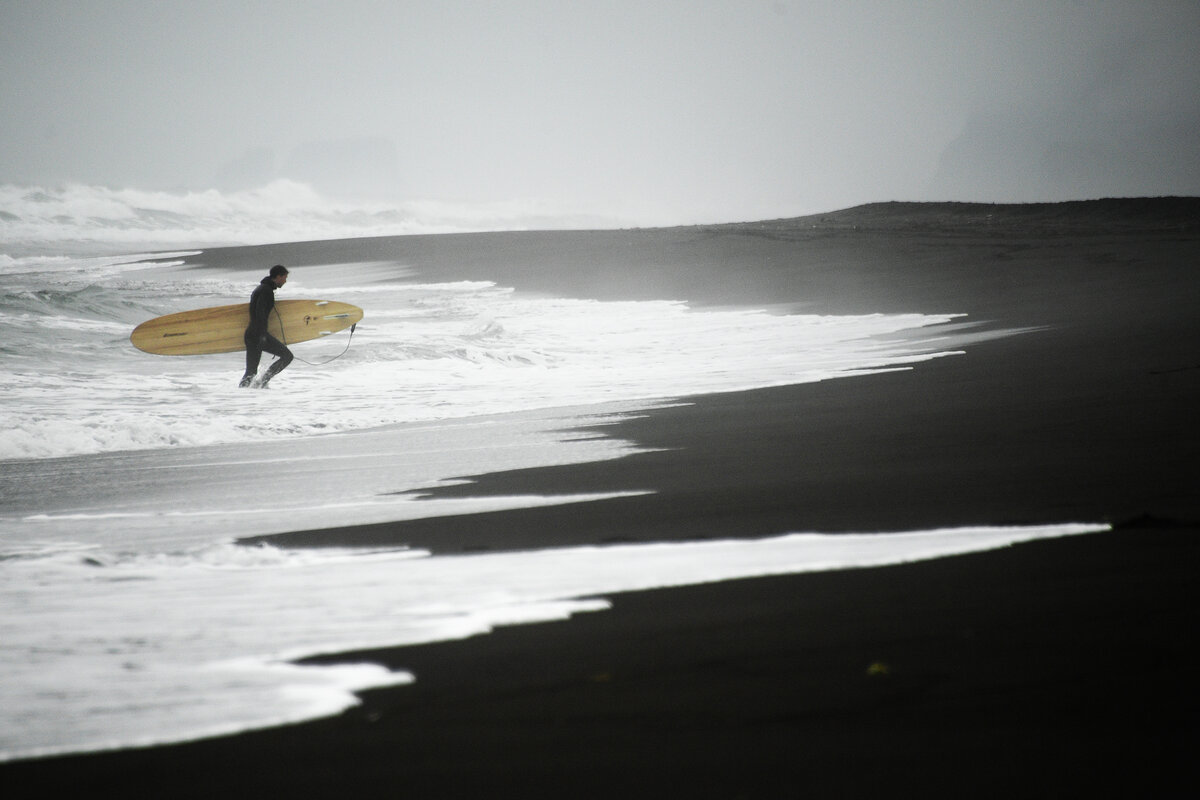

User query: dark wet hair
[269,265,289,277]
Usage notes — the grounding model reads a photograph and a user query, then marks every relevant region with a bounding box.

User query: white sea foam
[0,522,1108,762]
[0,231,1052,766]
[0,254,968,461]
[0,181,618,255]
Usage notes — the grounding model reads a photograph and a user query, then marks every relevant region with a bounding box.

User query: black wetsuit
[240,277,293,386]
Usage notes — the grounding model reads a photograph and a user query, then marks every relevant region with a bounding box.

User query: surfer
[239,265,294,388]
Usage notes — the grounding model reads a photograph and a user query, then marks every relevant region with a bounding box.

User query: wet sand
[5,199,1198,797]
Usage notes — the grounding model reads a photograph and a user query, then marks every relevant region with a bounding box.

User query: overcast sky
[2,0,1198,224]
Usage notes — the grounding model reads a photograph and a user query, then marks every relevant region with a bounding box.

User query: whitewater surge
[0,523,1108,762]
[0,233,1053,767]
[0,252,966,461]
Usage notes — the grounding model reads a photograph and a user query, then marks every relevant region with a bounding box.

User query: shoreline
[7,525,1194,797]
[244,326,1196,555]
[5,200,1198,795]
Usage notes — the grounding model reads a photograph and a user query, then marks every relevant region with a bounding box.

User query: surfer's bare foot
[238,376,253,388]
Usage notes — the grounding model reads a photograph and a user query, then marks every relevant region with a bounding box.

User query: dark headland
[6,198,1199,798]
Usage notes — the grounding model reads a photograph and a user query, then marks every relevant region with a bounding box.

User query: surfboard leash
[272,307,357,366]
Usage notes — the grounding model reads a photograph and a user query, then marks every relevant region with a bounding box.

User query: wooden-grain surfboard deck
[131,300,363,355]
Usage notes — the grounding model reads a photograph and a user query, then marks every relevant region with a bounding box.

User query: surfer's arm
[246,287,272,335]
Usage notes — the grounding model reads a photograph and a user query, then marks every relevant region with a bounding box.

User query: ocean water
[0,230,1106,762]
[0,181,622,257]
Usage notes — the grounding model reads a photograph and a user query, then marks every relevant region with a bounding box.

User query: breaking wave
[0,181,619,256]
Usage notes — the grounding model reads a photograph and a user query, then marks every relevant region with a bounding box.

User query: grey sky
[2,0,1198,224]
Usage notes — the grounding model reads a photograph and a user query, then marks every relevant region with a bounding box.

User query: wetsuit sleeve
[246,286,272,336]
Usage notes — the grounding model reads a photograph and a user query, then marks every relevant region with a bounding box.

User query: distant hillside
[720,197,1200,236]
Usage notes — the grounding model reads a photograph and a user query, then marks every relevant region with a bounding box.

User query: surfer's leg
[241,332,263,387]
[258,335,293,386]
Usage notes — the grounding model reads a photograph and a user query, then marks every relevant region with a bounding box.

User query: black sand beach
[6,200,1199,797]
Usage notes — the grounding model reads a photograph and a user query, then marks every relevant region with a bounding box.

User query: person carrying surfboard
[239,265,294,388]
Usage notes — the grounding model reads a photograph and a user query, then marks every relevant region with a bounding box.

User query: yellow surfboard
[131,299,363,355]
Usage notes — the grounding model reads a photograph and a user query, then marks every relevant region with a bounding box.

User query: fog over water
[2,1,1198,233]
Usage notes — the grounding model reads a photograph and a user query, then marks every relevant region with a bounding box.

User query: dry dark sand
[6,200,1199,797]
